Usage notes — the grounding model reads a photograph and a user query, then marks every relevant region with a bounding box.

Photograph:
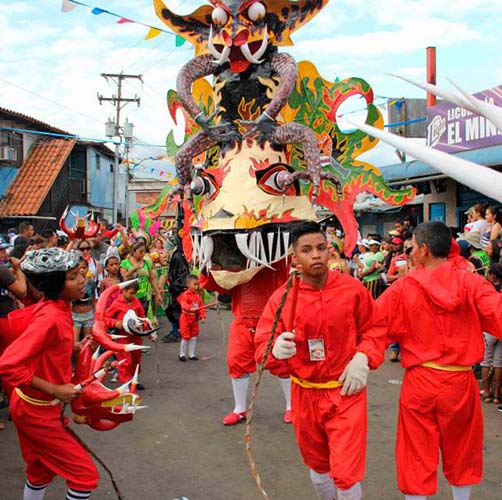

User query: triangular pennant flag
[145,27,161,40]
[91,7,107,15]
[175,35,186,47]
[117,17,134,24]
[61,0,77,12]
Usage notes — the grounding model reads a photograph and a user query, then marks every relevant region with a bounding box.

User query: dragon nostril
[233,28,249,47]
[222,29,233,47]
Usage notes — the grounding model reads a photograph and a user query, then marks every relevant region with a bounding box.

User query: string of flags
[61,0,186,46]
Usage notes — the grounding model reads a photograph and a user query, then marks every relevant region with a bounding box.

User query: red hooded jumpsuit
[0,300,98,491]
[201,260,289,378]
[254,271,386,489]
[377,261,502,495]
[177,289,206,340]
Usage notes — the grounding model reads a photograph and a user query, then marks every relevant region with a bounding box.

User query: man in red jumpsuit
[377,221,502,500]
[0,248,99,500]
[201,259,293,425]
[255,221,386,500]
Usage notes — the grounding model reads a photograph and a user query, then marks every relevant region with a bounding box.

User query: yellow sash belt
[290,375,343,389]
[420,361,471,372]
[15,388,58,406]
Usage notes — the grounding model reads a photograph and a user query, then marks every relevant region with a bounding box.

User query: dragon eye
[212,7,228,26]
[257,165,296,196]
[190,174,220,201]
[248,2,266,22]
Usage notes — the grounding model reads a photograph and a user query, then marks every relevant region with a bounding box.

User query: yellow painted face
[190,140,316,286]
[199,141,315,231]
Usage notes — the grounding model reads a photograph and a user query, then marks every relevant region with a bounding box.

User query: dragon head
[154,0,328,73]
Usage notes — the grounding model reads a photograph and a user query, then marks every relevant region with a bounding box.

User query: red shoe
[222,411,247,426]
[283,409,293,424]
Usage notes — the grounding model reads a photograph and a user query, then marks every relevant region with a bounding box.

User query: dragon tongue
[230,59,250,73]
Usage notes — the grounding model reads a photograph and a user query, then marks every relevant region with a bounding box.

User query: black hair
[413,221,451,258]
[488,240,502,264]
[25,271,67,300]
[486,206,502,224]
[18,221,33,233]
[131,241,146,253]
[79,257,89,267]
[41,229,56,239]
[471,203,488,218]
[123,280,139,292]
[488,263,502,283]
[291,221,325,248]
[186,274,199,283]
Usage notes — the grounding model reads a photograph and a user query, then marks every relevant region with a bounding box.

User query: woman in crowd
[120,242,161,318]
[485,206,501,242]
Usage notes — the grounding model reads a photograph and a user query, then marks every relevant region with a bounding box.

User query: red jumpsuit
[0,300,99,491]
[177,290,206,340]
[105,295,145,383]
[254,271,386,489]
[201,261,289,378]
[377,261,502,495]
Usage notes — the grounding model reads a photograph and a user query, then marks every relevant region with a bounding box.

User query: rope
[61,404,124,500]
[201,301,228,361]
[244,270,298,499]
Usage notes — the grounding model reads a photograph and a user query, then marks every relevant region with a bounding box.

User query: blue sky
[1,0,502,176]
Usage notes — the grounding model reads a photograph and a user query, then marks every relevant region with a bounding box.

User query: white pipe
[346,119,502,203]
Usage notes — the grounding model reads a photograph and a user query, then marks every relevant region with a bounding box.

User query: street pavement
[1,310,501,500]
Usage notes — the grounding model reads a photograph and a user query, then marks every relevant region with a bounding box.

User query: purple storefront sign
[426,85,502,153]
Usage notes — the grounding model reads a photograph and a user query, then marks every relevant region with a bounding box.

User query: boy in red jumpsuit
[377,221,502,500]
[0,248,99,500]
[177,275,206,361]
[255,221,386,500]
[105,280,145,386]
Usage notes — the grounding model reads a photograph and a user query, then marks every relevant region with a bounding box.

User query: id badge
[308,339,326,361]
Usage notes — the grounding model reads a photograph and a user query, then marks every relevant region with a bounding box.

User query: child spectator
[99,255,122,307]
[72,258,95,348]
[177,275,206,362]
[0,248,99,499]
[105,281,145,389]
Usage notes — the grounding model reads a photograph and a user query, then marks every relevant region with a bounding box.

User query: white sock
[278,377,292,410]
[337,482,362,500]
[310,469,336,500]
[188,338,197,358]
[451,485,472,500]
[24,481,47,500]
[66,489,91,500]
[231,375,249,414]
[179,339,188,357]
[405,496,427,500]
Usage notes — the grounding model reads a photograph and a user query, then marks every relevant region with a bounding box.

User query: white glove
[339,352,369,396]
[272,331,297,360]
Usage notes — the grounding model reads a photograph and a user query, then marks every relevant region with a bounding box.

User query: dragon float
[155,0,414,279]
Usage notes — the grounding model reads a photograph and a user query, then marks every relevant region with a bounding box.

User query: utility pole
[98,72,142,224]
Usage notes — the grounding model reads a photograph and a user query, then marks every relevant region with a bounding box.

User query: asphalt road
[1,311,501,500]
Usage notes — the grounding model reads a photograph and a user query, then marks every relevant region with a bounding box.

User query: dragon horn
[119,279,139,289]
[389,73,502,132]
[388,74,472,109]
[346,118,502,203]
[110,334,128,340]
[446,78,502,132]
[125,344,150,352]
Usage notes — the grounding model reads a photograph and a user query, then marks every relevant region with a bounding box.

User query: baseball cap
[388,230,400,236]
[464,207,474,215]
[367,239,381,246]
[391,237,404,245]
[0,237,11,250]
